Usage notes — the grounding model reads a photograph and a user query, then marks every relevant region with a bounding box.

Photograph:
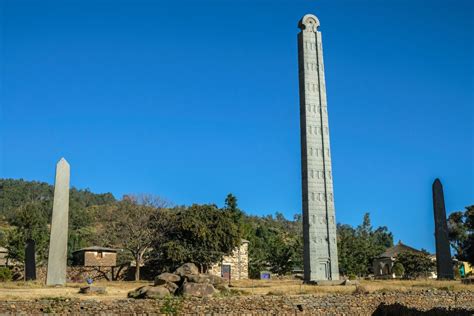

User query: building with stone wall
[373,241,436,279]
[209,240,248,280]
[72,246,117,267]
[0,247,8,266]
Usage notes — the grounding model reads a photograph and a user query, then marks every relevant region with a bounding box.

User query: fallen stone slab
[144,286,170,299]
[155,272,181,284]
[175,263,199,277]
[79,286,106,294]
[127,285,151,299]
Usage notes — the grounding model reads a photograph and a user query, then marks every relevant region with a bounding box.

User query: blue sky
[1,0,473,252]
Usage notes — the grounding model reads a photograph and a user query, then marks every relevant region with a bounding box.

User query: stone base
[306,279,358,286]
[79,286,106,294]
[461,278,474,285]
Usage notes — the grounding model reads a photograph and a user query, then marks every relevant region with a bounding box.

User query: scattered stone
[163,282,179,294]
[354,285,370,295]
[79,286,106,294]
[206,274,225,286]
[175,263,199,276]
[155,272,181,284]
[181,283,216,297]
[144,286,170,299]
[127,285,151,299]
[186,274,210,284]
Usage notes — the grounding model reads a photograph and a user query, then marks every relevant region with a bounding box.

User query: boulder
[186,274,210,284]
[155,272,181,284]
[79,286,106,294]
[206,274,225,286]
[127,285,151,299]
[144,286,170,299]
[175,263,199,277]
[163,281,179,294]
[181,282,216,297]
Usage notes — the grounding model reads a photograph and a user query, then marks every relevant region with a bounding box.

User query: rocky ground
[128,263,230,299]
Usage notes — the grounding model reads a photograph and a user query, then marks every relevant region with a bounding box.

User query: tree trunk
[135,254,141,281]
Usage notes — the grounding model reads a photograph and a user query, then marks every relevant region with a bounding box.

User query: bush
[0,267,12,282]
[392,262,405,278]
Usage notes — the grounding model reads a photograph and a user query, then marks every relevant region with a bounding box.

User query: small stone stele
[79,286,106,294]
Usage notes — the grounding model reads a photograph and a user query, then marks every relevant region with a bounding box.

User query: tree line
[1,178,471,280]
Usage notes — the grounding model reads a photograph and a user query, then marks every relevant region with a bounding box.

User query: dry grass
[0,281,149,301]
[229,279,474,296]
[0,279,471,301]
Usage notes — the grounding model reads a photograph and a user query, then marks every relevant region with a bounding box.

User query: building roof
[377,241,423,258]
[72,246,118,253]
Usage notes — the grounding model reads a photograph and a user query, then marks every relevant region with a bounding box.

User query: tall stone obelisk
[297,14,339,281]
[46,158,70,286]
[432,179,454,279]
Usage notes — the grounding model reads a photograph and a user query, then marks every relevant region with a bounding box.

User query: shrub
[0,267,12,282]
[392,262,405,278]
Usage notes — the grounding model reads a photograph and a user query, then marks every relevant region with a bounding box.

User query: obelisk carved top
[298,14,320,31]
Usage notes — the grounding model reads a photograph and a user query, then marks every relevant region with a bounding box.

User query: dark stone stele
[432,179,454,280]
[25,239,36,281]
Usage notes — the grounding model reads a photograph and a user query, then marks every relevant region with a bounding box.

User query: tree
[6,202,49,263]
[241,212,303,277]
[93,196,167,280]
[150,201,241,273]
[395,250,435,279]
[448,206,474,265]
[337,213,393,277]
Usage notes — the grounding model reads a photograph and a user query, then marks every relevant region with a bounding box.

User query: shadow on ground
[372,303,472,316]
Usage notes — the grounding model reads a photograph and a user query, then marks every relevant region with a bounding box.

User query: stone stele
[46,158,70,286]
[432,178,454,279]
[297,14,339,282]
[25,239,36,281]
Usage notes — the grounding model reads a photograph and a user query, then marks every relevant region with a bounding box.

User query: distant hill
[0,178,116,220]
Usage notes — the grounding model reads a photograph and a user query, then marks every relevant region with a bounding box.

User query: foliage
[6,202,50,263]
[0,178,115,264]
[1,178,400,280]
[395,250,435,279]
[91,195,168,280]
[392,262,405,278]
[150,201,241,273]
[159,296,182,315]
[337,213,393,277]
[448,205,474,265]
[0,267,12,282]
[242,212,303,278]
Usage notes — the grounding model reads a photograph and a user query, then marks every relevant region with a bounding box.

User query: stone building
[0,247,8,266]
[209,240,249,280]
[72,246,117,267]
[373,241,434,278]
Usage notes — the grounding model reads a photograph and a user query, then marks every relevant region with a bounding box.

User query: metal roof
[72,246,118,253]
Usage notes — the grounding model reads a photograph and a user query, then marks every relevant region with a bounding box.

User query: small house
[209,239,249,280]
[72,246,117,267]
[373,241,434,278]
